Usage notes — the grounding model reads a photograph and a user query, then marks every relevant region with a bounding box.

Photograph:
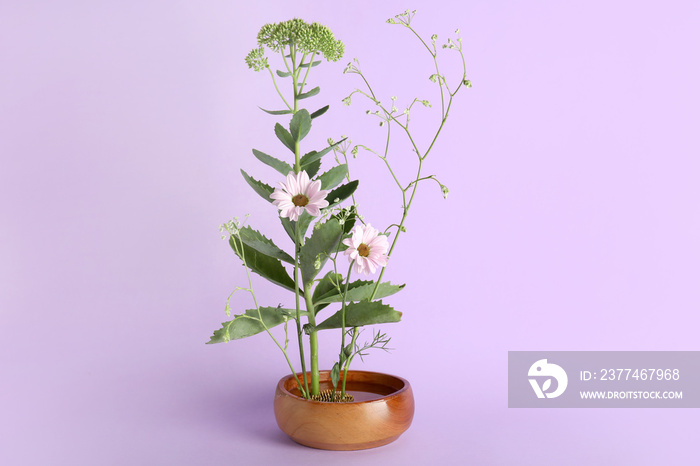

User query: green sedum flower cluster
[244,46,268,72]
[245,18,344,72]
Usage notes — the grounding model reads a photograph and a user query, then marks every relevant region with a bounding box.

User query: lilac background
[1,0,699,464]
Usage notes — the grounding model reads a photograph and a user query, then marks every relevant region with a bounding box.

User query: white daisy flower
[342,223,389,275]
[270,171,329,222]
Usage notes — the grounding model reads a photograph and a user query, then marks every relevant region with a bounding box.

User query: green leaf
[229,235,297,292]
[259,107,293,115]
[315,300,402,330]
[300,138,347,171]
[280,217,295,242]
[298,86,320,100]
[274,123,295,153]
[310,105,329,119]
[302,158,321,178]
[280,211,314,243]
[317,164,348,190]
[300,151,322,171]
[206,307,288,343]
[315,281,405,304]
[326,180,359,206]
[241,170,274,203]
[330,362,341,389]
[252,149,292,176]
[289,109,312,142]
[276,69,292,77]
[300,60,322,68]
[312,271,343,314]
[299,218,343,287]
[238,226,294,264]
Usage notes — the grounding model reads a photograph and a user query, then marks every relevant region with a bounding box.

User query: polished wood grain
[273,370,414,450]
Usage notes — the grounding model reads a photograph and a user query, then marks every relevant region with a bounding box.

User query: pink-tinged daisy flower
[270,171,329,222]
[342,223,389,276]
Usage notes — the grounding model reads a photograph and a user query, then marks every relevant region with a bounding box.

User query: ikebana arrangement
[208,9,470,450]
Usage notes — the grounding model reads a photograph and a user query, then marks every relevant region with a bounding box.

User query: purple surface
[1,1,699,464]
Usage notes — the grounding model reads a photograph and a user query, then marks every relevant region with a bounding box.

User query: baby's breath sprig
[343,58,361,75]
[386,9,417,27]
[342,10,470,306]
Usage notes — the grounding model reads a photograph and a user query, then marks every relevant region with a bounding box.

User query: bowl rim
[276,370,411,405]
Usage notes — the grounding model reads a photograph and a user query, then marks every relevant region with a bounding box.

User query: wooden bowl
[273,370,414,450]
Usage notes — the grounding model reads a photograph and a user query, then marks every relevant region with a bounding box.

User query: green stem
[266,67,292,111]
[369,154,423,300]
[293,222,310,398]
[289,51,319,395]
[341,328,359,397]
[303,288,320,396]
[339,261,354,364]
[298,52,313,95]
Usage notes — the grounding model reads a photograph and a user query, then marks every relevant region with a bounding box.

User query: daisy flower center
[357,243,370,257]
[292,194,309,207]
